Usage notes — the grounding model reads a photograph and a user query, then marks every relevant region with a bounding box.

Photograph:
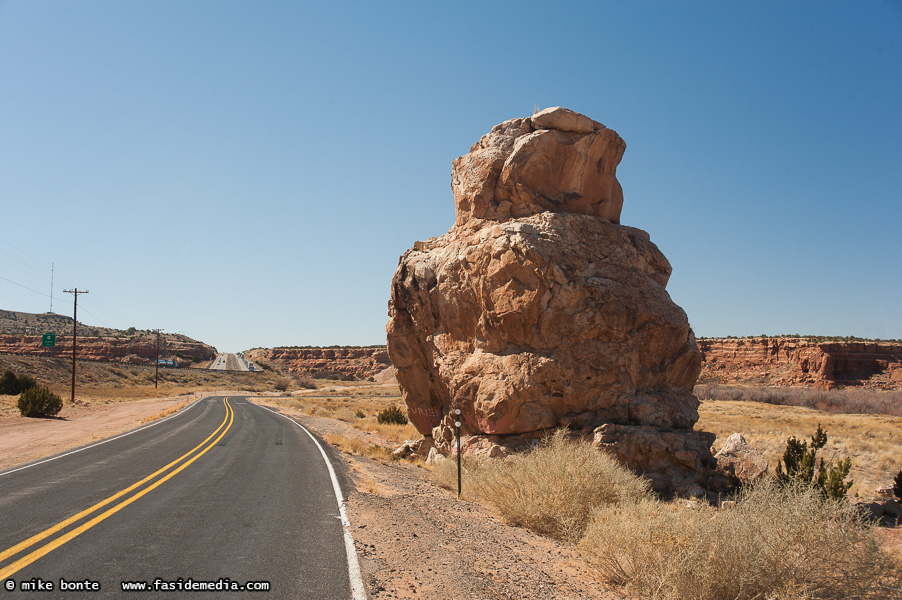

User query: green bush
[0,370,18,395]
[376,405,408,425]
[0,370,38,395]
[17,374,37,392]
[18,385,63,418]
[776,423,853,500]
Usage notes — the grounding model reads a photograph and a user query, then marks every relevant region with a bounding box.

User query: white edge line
[253,401,368,600]
[0,397,205,478]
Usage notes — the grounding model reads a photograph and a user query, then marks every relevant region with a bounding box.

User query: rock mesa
[387,108,719,495]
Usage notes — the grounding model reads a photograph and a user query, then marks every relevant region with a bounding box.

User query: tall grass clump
[442,430,652,542]
[579,479,902,600]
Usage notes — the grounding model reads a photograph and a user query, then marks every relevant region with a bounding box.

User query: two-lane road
[0,397,365,599]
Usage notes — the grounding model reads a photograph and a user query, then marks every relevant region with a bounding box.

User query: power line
[0,274,55,299]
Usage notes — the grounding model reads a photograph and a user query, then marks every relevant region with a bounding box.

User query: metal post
[454,408,462,498]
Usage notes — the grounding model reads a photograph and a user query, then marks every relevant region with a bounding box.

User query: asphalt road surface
[209,354,257,372]
[0,397,364,599]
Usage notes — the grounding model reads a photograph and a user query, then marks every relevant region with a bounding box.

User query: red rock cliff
[0,309,216,366]
[0,334,216,366]
[697,338,902,390]
[245,347,391,379]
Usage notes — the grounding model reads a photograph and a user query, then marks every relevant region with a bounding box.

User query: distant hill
[0,309,216,367]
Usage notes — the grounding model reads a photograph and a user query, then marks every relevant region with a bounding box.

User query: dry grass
[580,480,902,600]
[322,432,394,461]
[433,430,653,542]
[698,399,902,498]
[696,384,902,417]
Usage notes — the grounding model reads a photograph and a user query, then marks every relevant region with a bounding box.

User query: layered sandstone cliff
[245,347,391,379]
[0,310,216,366]
[697,337,902,390]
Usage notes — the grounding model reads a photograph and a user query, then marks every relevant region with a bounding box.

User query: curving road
[0,397,364,599]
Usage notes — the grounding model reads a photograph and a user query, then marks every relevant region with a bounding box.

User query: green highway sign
[41,332,56,347]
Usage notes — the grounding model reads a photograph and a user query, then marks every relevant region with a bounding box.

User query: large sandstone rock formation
[387,107,719,495]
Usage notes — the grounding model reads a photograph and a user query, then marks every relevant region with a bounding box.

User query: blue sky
[1,1,900,352]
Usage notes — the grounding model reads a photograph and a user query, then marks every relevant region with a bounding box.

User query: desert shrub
[894,470,902,501]
[355,409,366,419]
[17,374,37,392]
[0,370,19,395]
[458,430,652,542]
[776,424,853,500]
[273,378,291,392]
[0,371,37,395]
[18,385,63,418]
[579,479,901,600]
[376,405,408,425]
[293,377,317,389]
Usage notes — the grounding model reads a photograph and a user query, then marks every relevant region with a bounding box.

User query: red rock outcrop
[387,107,720,495]
[697,338,902,390]
[245,347,391,379]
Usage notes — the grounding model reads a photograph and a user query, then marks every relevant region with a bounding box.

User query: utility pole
[153,329,163,388]
[63,288,89,404]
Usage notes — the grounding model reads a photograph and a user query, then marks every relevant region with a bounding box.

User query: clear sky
[1,1,900,352]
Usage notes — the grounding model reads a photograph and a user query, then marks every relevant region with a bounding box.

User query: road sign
[41,333,56,347]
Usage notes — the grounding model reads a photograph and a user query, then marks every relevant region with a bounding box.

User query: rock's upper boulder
[451,107,626,225]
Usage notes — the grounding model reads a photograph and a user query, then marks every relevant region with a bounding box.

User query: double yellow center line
[0,398,234,580]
